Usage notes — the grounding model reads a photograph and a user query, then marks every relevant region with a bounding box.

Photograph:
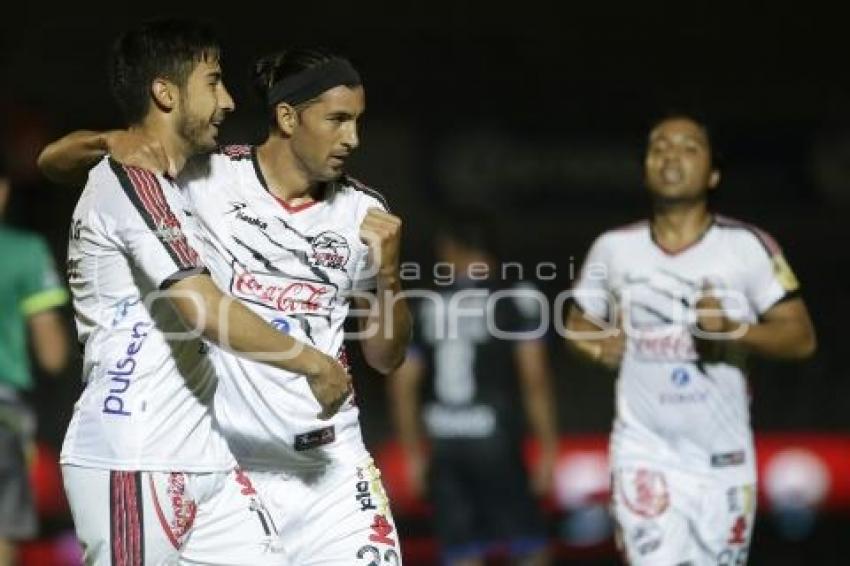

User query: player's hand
[405,450,428,500]
[586,314,626,370]
[694,281,732,334]
[305,353,353,420]
[106,129,177,177]
[359,208,402,283]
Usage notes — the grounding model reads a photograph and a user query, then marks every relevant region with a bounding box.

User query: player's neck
[651,202,713,250]
[256,138,316,204]
[131,119,191,176]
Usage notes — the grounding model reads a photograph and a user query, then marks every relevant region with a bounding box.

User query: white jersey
[61,157,234,472]
[178,145,385,470]
[573,217,800,477]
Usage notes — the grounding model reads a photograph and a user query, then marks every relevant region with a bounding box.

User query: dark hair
[252,48,354,123]
[109,19,220,124]
[0,152,7,179]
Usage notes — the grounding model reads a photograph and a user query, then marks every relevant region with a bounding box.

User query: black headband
[267,58,361,107]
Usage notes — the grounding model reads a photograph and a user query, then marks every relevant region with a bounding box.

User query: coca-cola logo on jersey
[232,267,335,315]
[310,231,350,270]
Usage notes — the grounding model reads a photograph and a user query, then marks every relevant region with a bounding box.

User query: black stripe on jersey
[632,301,675,324]
[757,289,803,322]
[657,268,700,290]
[244,229,334,285]
[343,174,391,212]
[109,159,201,272]
[159,267,210,290]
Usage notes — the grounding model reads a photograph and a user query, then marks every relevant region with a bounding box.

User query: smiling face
[174,55,234,154]
[288,84,365,183]
[644,117,719,204]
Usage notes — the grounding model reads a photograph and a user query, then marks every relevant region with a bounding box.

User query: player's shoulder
[202,145,255,175]
[713,214,782,257]
[335,174,390,212]
[215,144,254,162]
[595,219,649,246]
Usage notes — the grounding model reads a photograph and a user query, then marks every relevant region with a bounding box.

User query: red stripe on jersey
[122,165,200,268]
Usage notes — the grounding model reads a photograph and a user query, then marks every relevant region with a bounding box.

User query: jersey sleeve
[741,231,800,315]
[106,160,207,289]
[19,236,69,317]
[572,234,613,321]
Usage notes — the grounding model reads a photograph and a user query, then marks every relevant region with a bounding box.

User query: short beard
[177,105,216,156]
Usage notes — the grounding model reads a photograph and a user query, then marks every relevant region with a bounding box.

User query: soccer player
[565,114,817,565]
[52,22,351,566]
[40,47,412,564]
[0,153,70,566]
[390,215,557,566]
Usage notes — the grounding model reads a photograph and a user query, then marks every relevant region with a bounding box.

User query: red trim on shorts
[149,474,181,550]
[110,471,144,566]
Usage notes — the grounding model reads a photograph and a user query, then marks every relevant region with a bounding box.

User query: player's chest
[606,239,747,297]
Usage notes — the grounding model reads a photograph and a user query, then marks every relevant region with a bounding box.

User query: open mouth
[661,166,684,184]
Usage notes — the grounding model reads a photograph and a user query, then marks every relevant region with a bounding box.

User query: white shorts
[251,457,402,566]
[62,465,287,565]
[611,464,755,566]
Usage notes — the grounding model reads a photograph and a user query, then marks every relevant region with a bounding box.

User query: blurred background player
[0,151,70,566]
[565,114,817,565]
[391,213,557,566]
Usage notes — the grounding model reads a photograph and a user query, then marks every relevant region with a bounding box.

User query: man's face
[644,117,718,203]
[175,56,234,154]
[290,85,365,183]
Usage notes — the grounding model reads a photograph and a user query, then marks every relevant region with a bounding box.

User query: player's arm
[695,238,816,360]
[38,129,171,186]
[353,208,412,374]
[28,310,69,375]
[515,339,558,495]
[565,304,625,370]
[168,273,350,418]
[388,352,427,498]
[734,298,816,359]
[21,238,70,375]
[697,293,816,360]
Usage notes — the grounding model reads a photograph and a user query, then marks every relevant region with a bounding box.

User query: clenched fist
[359,207,402,283]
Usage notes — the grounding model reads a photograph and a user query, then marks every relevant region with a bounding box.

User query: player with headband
[40,46,411,565]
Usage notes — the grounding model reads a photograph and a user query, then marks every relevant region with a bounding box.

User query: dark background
[1,1,847,563]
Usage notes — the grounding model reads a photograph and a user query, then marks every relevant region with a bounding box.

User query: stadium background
[1,1,847,563]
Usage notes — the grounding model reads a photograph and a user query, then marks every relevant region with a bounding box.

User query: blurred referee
[0,151,69,565]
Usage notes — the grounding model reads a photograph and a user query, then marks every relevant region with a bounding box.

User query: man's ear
[151,78,178,112]
[708,168,721,190]
[275,103,298,136]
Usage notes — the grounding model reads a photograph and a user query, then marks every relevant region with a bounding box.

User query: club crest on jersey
[226,201,268,231]
[155,219,185,243]
[231,264,335,315]
[309,231,350,270]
